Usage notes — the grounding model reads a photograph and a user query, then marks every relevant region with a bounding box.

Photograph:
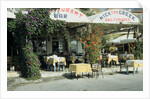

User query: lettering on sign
[99,10,137,22]
[54,14,67,18]
[51,8,83,19]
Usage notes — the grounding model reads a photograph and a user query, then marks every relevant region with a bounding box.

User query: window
[31,36,46,55]
[52,37,66,54]
[70,39,77,54]
[37,37,46,54]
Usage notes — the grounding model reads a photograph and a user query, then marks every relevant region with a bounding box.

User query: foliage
[22,41,41,79]
[76,24,106,64]
[130,41,143,59]
[79,8,96,16]
[7,8,69,80]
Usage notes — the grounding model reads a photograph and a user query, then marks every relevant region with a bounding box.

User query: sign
[50,8,90,23]
[88,9,140,24]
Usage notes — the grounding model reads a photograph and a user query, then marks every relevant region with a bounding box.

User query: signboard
[88,9,140,24]
[50,8,90,23]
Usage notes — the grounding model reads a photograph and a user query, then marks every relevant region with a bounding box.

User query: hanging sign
[50,8,90,23]
[88,9,140,24]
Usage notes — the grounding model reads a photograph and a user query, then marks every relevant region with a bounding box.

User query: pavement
[7,66,143,91]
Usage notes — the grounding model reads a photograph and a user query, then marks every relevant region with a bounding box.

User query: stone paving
[7,65,143,91]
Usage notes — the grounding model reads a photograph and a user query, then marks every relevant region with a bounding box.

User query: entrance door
[52,41,59,54]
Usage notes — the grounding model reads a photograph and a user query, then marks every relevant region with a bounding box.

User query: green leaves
[7,8,70,80]
[134,41,143,59]
[76,24,106,64]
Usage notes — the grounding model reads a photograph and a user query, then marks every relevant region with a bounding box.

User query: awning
[88,9,140,24]
[50,8,90,23]
[108,34,136,44]
[120,39,136,44]
[7,11,16,19]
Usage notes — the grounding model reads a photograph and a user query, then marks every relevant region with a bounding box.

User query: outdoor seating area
[42,51,142,79]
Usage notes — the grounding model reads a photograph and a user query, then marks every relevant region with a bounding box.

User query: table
[108,54,119,64]
[125,60,143,76]
[46,56,66,72]
[69,63,92,79]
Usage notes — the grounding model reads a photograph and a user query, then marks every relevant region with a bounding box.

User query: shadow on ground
[62,72,104,80]
[116,71,134,75]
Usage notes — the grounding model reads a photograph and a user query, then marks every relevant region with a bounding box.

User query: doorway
[52,41,59,54]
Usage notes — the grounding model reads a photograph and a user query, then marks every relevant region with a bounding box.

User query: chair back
[102,53,108,61]
[92,63,101,69]
[7,56,12,64]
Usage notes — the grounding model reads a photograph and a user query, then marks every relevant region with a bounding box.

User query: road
[8,71,143,91]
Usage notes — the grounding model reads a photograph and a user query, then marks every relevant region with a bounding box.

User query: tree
[76,24,106,64]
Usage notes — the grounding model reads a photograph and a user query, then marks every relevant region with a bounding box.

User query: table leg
[77,75,78,80]
[63,65,65,72]
[103,61,105,67]
[115,61,117,67]
[88,73,89,79]
[136,67,138,73]
[47,63,49,71]
[50,65,52,71]
[109,61,111,68]
[113,61,115,65]
[54,63,56,72]
[82,73,83,78]
[124,60,126,65]
[71,71,72,79]
[127,66,129,75]
[58,64,60,71]
[133,70,135,76]
[120,61,122,72]
[110,61,112,67]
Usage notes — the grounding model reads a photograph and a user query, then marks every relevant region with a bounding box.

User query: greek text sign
[89,9,140,24]
[50,8,90,23]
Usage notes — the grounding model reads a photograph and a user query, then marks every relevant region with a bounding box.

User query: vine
[7,8,69,80]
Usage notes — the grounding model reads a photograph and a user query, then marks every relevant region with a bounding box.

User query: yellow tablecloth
[108,54,119,64]
[46,57,66,66]
[69,63,92,77]
[125,60,143,70]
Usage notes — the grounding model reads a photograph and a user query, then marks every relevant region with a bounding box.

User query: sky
[99,8,107,10]
[99,8,143,11]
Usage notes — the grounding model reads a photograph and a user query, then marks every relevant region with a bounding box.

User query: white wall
[46,36,52,55]
[77,41,83,54]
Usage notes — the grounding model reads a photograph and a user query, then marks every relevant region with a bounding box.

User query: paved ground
[7,70,143,91]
